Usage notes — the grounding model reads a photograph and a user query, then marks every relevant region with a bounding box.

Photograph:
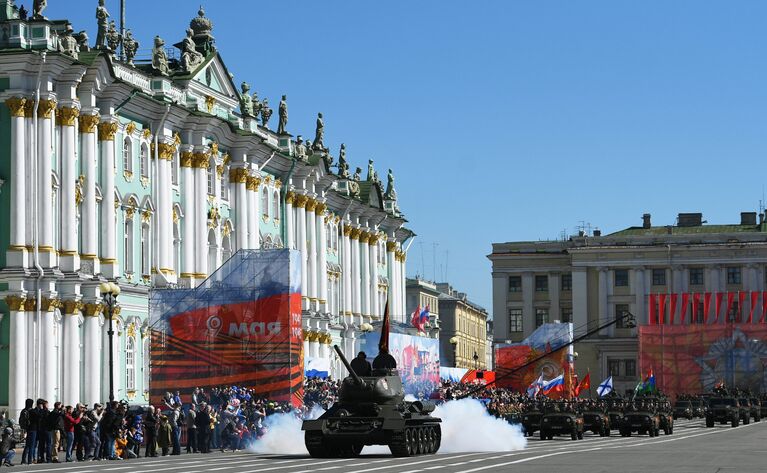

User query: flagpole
[588,368,592,399]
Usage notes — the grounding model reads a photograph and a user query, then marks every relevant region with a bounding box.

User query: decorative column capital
[23,298,37,312]
[5,97,27,117]
[286,191,295,205]
[41,297,61,312]
[4,294,26,311]
[62,300,84,315]
[83,302,104,317]
[314,202,327,216]
[294,194,308,209]
[350,228,361,240]
[343,225,352,237]
[78,114,100,133]
[359,231,371,244]
[157,143,176,161]
[368,234,380,246]
[180,151,194,167]
[57,107,80,126]
[305,199,317,212]
[246,175,261,191]
[191,152,209,168]
[386,241,397,252]
[97,121,119,141]
[38,99,57,118]
[229,167,248,184]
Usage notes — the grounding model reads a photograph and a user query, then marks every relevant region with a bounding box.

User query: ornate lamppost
[99,281,121,402]
[473,351,479,370]
[449,336,459,367]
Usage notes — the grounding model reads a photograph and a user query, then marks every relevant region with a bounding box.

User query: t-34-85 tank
[302,345,442,457]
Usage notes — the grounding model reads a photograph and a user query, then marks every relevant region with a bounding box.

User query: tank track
[389,424,442,457]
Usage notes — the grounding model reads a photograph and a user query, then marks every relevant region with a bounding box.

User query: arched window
[222,232,232,262]
[124,214,134,274]
[221,169,230,200]
[122,138,132,174]
[126,336,136,391]
[327,224,333,250]
[171,151,179,185]
[207,160,215,195]
[173,219,181,274]
[272,190,279,219]
[207,229,218,273]
[261,187,269,218]
[143,334,150,391]
[139,144,149,178]
[140,222,150,276]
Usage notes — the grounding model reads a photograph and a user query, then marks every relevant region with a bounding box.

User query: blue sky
[47,1,767,313]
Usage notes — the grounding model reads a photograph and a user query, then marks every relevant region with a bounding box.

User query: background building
[0,4,413,418]
[489,211,767,396]
[405,277,440,338]
[437,283,488,370]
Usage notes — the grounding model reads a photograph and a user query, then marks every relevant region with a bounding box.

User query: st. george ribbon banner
[149,250,304,406]
[639,324,767,399]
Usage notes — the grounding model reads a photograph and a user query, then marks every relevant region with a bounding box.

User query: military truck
[619,404,661,437]
[302,345,442,457]
[672,400,694,420]
[521,407,543,437]
[539,404,584,441]
[749,397,761,422]
[759,399,767,419]
[737,398,753,425]
[705,397,740,428]
[657,401,674,435]
[582,405,611,437]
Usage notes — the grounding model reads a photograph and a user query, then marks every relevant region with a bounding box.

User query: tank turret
[302,345,441,458]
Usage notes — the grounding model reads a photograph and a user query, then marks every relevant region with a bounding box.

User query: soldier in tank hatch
[350,352,372,376]
[373,347,397,370]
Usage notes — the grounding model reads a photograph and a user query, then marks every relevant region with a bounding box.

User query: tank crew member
[350,351,372,376]
[372,347,397,370]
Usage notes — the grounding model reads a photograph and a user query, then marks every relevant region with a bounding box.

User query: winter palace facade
[0,2,414,418]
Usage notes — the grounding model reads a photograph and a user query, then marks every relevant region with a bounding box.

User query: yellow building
[437,283,488,369]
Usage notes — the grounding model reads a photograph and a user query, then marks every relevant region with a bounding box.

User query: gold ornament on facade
[173,132,182,146]
[263,175,273,186]
[307,331,320,342]
[274,179,282,189]
[386,241,397,252]
[23,298,37,312]
[210,142,219,156]
[125,122,137,136]
[343,225,352,237]
[180,151,194,168]
[286,191,295,205]
[58,107,80,126]
[141,208,152,224]
[78,114,100,133]
[368,234,379,246]
[38,99,57,119]
[208,206,220,228]
[314,202,327,216]
[246,175,261,191]
[123,170,134,182]
[172,208,180,224]
[142,128,152,140]
[74,175,85,206]
[359,231,371,244]
[222,224,232,237]
[192,152,209,169]
[140,176,149,188]
[305,199,317,212]
[5,295,25,311]
[294,194,308,209]
[5,97,27,117]
[229,168,248,184]
[222,153,231,165]
[62,300,83,315]
[98,121,119,141]
[216,164,225,178]
[84,302,104,317]
[126,322,137,339]
[41,297,61,312]
[158,143,175,161]
[125,206,135,220]
[350,228,361,240]
[205,95,215,113]
[23,99,34,118]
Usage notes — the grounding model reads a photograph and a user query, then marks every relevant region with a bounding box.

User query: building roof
[608,223,765,237]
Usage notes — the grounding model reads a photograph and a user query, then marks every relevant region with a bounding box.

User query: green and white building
[0,1,414,419]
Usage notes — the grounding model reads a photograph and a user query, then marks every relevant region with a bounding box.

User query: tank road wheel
[404,428,415,456]
[434,425,442,453]
[388,431,409,457]
[305,432,329,458]
[426,427,436,454]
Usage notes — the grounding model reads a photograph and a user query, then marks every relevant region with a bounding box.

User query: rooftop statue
[367,159,375,181]
[58,23,79,59]
[384,169,397,200]
[180,28,204,72]
[239,82,254,117]
[123,30,138,66]
[152,36,171,76]
[260,98,272,128]
[189,6,215,55]
[295,135,308,162]
[352,167,362,182]
[277,95,288,135]
[32,0,46,19]
[105,19,120,52]
[337,144,350,179]
[95,0,109,50]
[74,30,90,52]
[19,4,28,20]
[312,113,325,151]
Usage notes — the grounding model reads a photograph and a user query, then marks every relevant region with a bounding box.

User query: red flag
[693,293,701,324]
[749,291,758,324]
[738,291,746,323]
[680,293,690,324]
[669,294,678,325]
[704,292,712,324]
[648,294,657,325]
[575,372,591,397]
[762,292,767,323]
[658,294,667,325]
[726,292,735,324]
[714,292,724,324]
[379,299,390,353]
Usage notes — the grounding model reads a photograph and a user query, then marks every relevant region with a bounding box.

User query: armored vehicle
[302,345,442,458]
[692,398,706,418]
[539,406,584,441]
[605,400,625,428]
[582,407,611,437]
[737,398,753,425]
[619,405,660,437]
[760,399,767,419]
[657,404,674,435]
[521,407,543,437]
[672,400,693,420]
[705,397,740,428]
[749,398,761,422]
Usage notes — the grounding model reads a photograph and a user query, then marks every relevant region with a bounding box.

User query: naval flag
[597,376,613,397]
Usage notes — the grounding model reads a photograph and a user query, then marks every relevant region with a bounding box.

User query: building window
[728,301,740,322]
[261,187,269,218]
[624,359,636,378]
[560,307,572,323]
[614,269,629,287]
[509,276,521,292]
[615,303,629,328]
[171,152,179,185]
[652,269,666,286]
[122,138,132,173]
[207,161,215,195]
[607,359,621,377]
[221,172,229,201]
[535,275,548,292]
[689,268,704,286]
[561,273,572,292]
[140,144,149,178]
[140,223,150,277]
[272,190,279,219]
[535,308,548,327]
[126,336,136,391]
[124,215,134,274]
[508,309,522,333]
[726,267,741,285]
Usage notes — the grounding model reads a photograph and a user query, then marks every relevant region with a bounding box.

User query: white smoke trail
[249,399,526,455]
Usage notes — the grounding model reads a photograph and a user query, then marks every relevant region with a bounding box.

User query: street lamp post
[99,282,121,402]
[449,336,458,368]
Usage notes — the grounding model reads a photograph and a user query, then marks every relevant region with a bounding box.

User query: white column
[361,232,371,317]
[59,106,80,272]
[369,236,379,318]
[285,192,294,250]
[98,120,119,278]
[232,167,248,250]
[194,151,208,278]
[39,298,57,403]
[351,229,361,316]
[549,273,560,321]
[83,304,103,406]
[180,150,195,282]
[522,272,534,336]
[634,267,646,325]
[80,113,100,273]
[5,98,27,267]
[157,141,174,277]
[247,174,260,249]
[306,199,317,310]
[572,268,588,332]
[400,253,407,320]
[598,268,608,336]
[6,296,26,420]
[38,99,56,268]
[317,203,328,312]
[296,195,308,308]
[343,225,352,317]
[386,240,396,316]
[62,300,81,406]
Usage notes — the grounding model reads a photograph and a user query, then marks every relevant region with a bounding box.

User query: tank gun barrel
[334,344,364,385]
